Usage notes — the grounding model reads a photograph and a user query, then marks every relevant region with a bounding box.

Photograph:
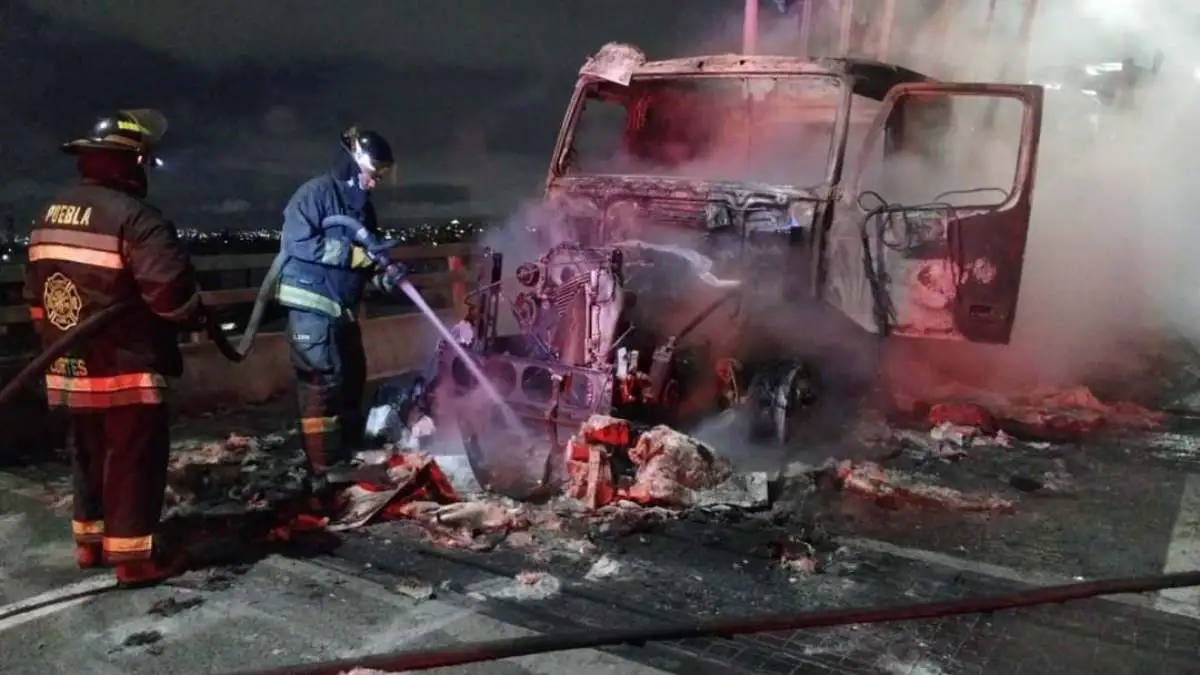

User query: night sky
[0,0,743,226]
[1,1,1173,228]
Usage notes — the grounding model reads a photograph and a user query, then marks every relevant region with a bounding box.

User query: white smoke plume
[703,0,1200,396]
[468,0,1200,416]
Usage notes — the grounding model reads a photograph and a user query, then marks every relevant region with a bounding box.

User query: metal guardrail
[0,243,477,333]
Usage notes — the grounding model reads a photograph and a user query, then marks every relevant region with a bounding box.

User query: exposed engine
[428,239,817,498]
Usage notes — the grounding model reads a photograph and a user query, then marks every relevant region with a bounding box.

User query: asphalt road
[0,473,671,675]
[2,400,1200,674]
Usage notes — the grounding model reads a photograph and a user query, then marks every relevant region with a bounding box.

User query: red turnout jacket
[23,180,202,408]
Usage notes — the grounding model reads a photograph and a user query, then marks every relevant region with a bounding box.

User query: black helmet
[61,109,168,158]
[340,126,394,176]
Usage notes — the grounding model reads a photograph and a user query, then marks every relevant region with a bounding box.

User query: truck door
[842,82,1044,344]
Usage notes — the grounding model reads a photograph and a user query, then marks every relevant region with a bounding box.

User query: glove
[372,263,407,293]
[349,245,375,270]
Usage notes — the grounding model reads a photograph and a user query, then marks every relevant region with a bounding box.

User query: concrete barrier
[173,310,455,410]
[3,243,476,413]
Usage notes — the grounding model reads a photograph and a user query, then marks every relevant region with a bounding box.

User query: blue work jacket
[276,172,379,319]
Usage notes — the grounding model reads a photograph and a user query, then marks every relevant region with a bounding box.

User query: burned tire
[745,360,820,445]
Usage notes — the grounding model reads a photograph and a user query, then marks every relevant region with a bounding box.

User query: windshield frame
[547,70,855,194]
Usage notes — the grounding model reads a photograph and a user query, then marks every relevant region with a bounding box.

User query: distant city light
[174,219,487,245]
[0,217,494,262]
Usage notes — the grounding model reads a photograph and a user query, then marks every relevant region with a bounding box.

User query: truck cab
[544,43,1044,344]
[436,43,1045,498]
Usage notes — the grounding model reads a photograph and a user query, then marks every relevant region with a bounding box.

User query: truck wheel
[746,360,819,445]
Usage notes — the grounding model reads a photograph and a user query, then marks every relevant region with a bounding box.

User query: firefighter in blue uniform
[277,127,404,493]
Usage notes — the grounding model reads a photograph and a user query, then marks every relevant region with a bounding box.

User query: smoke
[446,1,1200,478]
[923,0,1200,394]
[1010,2,1200,391]
[721,0,1200,398]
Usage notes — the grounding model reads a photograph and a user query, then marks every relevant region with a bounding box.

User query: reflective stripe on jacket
[44,372,167,408]
[276,173,378,319]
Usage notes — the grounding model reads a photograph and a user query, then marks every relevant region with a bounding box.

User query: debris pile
[901,385,1163,440]
[363,372,436,450]
[328,452,461,531]
[164,433,305,518]
[158,402,1032,564]
[563,415,741,509]
[331,411,768,551]
[769,534,821,575]
[332,456,545,552]
[892,421,1013,463]
[829,460,1015,513]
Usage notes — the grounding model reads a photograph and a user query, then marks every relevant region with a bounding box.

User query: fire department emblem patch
[43,272,83,331]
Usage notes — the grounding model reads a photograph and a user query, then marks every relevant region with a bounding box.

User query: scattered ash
[391,576,435,601]
[468,570,563,601]
[1141,430,1200,465]
[164,432,307,519]
[342,406,1187,636]
[583,554,622,580]
[4,398,298,515]
[147,596,204,618]
[120,630,163,649]
[348,409,1055,587]
[166,564,252,592]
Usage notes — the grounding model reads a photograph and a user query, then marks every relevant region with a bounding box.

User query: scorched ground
[3,387,1199,674]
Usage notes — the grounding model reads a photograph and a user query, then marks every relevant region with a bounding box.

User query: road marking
[0,576,115,632]
[0,574,115,617]
[845,537,1063,585]
[846,536,1198,619]
[1158,473,1200,618]
[0,596,93,633]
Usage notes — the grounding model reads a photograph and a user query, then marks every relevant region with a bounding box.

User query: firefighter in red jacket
[23,109,205,586]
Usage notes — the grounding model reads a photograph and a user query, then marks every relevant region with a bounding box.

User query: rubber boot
[113,544,190,588]
[302,471,347,516]
[74,543,106,570]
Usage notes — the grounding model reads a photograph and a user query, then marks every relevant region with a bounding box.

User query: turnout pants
[287,309,368,475]
[70,403,171,563]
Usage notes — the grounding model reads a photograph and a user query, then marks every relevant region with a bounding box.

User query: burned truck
[430,44,1045,497]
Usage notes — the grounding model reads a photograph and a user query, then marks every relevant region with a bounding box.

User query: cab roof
[627,53,938,102]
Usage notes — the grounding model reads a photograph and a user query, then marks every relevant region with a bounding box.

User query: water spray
[330,213,529,444]
[396,279,526,435]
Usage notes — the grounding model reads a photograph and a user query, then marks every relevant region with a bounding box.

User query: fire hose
[225,569,1200,674]
[0,215,397,408]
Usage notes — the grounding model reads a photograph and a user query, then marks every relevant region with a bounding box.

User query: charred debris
[150,43,1186,581]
